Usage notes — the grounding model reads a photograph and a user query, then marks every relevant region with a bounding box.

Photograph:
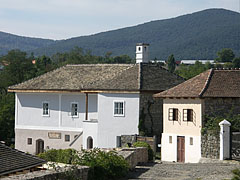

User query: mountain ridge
[0,8,239,59]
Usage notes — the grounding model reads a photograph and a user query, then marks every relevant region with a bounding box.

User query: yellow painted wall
[163,98,203,137]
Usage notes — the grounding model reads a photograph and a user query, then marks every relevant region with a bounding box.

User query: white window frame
[113,100,125,117]
[70,102,79,117]
[42,101,50,117]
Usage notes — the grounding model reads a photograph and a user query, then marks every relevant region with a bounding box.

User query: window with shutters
[183,109,193,122]
[168,108,178,121]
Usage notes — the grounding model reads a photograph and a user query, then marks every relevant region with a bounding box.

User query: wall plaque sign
[48,132,61,139]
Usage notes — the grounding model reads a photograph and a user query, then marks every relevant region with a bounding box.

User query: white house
[8,43,184,154]
[154,68,240,163]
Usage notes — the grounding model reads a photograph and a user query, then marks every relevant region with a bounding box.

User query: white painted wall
[161,133,201,163]
[16,92,98,130]
[97,93,139,148]
[83,121,98,149]
[16,92,139,151]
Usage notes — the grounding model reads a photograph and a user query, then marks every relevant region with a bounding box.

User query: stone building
[8,43,184,154]
[154,69,240,163]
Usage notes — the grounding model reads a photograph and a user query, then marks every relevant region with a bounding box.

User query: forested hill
[32,8,240,59]
[1,8,240,59]
[0,31,57,55]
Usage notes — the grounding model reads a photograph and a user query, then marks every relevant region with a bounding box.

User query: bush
[75,148,129,180]
[38,148,77,164]
[232,169,240,180]
[133,141,154,161]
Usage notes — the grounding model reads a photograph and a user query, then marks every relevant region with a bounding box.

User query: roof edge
[8,89,140,94]
[199,68,214,97]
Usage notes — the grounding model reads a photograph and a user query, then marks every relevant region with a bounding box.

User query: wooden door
[36,139,44,154]
[177,136,185,162]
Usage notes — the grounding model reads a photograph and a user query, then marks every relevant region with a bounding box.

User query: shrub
[133,141,154,161]
[232,169,240,180]
[38,148,77,164]
[75,148,129,180]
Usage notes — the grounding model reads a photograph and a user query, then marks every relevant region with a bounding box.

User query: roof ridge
[199,69,214,97]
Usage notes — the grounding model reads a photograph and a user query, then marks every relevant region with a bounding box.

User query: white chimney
[136,43,149,63]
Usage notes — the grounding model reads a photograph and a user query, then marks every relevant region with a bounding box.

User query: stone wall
[2,166,89,180]
[120,135,156,154]
[139,93,163,144]
[232,132,240,160]
[120,135,137,148]
[201,131,220,159]
[118,147,148,170]
[204,98,240,124]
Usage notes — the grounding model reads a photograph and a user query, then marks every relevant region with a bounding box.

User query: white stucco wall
[16,93,97,131]
[161,133,201,163]
[15,92,98,153]
[15,92,139,151]
[96,93,139,148]
[82,121,98,149]
[161,98,203,163]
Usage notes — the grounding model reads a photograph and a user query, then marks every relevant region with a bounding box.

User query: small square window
[65,135,70,142]
[168,108,178,121]
[43,102,49,116]
[71,103,78,117]
[169,136,172,144]
[27,138,32,145]
[114,101,125,116]
[190,137,193,145]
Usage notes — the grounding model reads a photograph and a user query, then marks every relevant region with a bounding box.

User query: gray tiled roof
[8,63,184,92]
[154,69,240,98]
[0,142,46,176]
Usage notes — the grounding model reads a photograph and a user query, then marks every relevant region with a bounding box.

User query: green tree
[233,57,240,68]
[167,54,176,73]
[175,61,210,79]
[215,48,235,62]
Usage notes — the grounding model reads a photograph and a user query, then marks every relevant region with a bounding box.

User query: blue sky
[0,0,239,40]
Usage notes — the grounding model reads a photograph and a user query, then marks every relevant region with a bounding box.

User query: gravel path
[127,161,240,180]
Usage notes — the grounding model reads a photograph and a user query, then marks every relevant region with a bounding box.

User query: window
[183,109,193,122]
[138,47,141,51]
[65,135,70,142]
[168,108,178,121]
[71,103,78,117]
[42,102,49,116]
[114,101,125,116]
[27,138,32,145]
[169,136,172,144]
[190,137,193,145]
